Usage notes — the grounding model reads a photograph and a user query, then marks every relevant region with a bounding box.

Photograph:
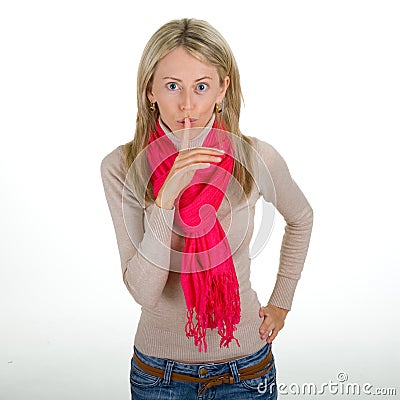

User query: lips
[177,118,197,124]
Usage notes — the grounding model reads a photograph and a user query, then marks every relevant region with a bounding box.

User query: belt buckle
[198,375,234,396]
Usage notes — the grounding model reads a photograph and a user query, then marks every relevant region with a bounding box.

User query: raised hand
[155,117,225,209]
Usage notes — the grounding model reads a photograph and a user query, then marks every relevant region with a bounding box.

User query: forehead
[154,47,218,80]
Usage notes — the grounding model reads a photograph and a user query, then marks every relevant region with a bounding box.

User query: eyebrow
[162,76,213,82]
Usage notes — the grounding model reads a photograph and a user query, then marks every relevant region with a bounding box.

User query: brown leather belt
[133,348,274,395]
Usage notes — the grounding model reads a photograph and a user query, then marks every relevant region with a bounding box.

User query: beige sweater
[100,114,313,362]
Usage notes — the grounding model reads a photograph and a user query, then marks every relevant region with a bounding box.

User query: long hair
[123,18,255,206]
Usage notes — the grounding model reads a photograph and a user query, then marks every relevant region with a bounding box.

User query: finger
[261,329,273,340]
[260,327,273,341]
[184,117,191,130]
[177,147,225,163]
[175,154,223,169]
[190,146,225,154]
[259,318,274,335]
[259,306,270,318]
[189,162,211,170]
[173,161,211,175]
[259,323,272,336]
[171,163,210,180]
[181,117,191,151]
[267,328,279,343]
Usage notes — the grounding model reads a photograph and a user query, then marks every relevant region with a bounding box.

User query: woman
[100,18,313,399]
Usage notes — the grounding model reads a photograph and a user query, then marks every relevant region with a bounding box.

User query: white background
[1,1,399,399]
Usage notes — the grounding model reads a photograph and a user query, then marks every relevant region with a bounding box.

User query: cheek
[202,100,217,112]
[198,93,219,108]
[154,96,177,123]
[155,94,174,111]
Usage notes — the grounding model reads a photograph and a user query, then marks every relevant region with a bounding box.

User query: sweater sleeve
[100,145,175,309]
[253,137,314,310]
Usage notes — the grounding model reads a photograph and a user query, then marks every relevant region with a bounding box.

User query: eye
[167,82,179,91]
[196,83,208,92]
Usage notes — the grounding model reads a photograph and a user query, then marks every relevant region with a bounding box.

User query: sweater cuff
[267,275,299,310]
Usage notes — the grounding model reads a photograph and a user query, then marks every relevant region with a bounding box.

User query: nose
[180,89,194,112]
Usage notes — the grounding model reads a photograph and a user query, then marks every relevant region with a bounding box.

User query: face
[147,46,230,133]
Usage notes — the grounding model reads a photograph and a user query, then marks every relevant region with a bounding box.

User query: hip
[130,342,277,399]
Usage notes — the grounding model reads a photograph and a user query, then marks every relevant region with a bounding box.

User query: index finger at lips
[181,117,191,151]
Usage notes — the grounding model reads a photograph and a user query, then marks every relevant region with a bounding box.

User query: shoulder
[100,144,124,169]
[246,135,287,172]
[100,144,125,177]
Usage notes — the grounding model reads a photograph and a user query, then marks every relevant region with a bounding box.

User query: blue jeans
[130,343,277,399]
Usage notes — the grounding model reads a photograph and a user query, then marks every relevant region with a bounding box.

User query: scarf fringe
[184,269,241,352]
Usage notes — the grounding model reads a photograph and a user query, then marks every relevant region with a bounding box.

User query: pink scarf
[146,117,241,352]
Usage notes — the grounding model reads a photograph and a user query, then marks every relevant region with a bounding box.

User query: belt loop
[228,360,241,384]
[162,360,175,386]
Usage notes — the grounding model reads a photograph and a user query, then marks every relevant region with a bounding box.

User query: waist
[173,355,240,363]
[134,307,265,362]
[133,342,273,377]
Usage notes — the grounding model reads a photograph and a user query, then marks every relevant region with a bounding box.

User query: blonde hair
[123,18,255,205]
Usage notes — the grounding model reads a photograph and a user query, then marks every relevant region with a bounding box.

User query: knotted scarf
[146,116,241,352]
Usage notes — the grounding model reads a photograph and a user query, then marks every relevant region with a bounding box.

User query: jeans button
[199,367,208,376]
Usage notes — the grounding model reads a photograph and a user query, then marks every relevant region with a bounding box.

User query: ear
[216,76,230,103]
[147,88,155,104]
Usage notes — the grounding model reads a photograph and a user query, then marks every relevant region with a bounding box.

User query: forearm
[121,203,176,308]
[268,202,314,310]
[100,146,176,309]
[253,137,314,311]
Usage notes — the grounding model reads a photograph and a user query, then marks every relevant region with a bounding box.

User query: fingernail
[216,148,225,153]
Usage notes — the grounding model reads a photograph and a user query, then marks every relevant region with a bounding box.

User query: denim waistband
[133,343,273,379]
